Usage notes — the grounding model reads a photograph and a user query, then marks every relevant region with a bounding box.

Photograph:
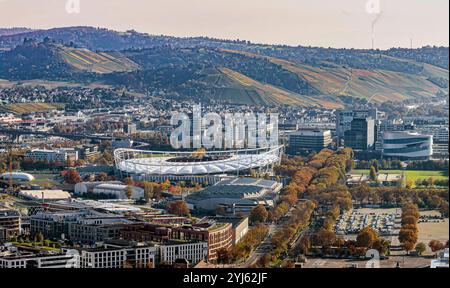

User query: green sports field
[352,169,448,187]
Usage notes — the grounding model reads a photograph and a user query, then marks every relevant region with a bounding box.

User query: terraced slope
[214,68,342,108]
[221,49,448,103]
[58,47,139,73]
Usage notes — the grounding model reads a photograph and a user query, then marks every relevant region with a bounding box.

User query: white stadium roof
[114,146,283,176]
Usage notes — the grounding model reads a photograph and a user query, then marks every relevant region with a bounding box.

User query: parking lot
[334,208,401,236]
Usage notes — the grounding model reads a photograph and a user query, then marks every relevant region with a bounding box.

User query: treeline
[217,224,269,264]
[297,226,390,259]
[356,159,449,171]
[349,184,449,217]
[399,203,420,254]
[415,178,448,188]
[269,201,316,260]
[304,148,354,230]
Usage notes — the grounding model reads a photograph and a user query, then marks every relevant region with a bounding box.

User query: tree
[356,227,378,248]
[125,186,133,199]
[166,200,190,217]
[64,170,81,184]
[249,205,268,224]
[399,225,418,253]
[298,235,311,255]
[143,182,154,202]
[372,238,390,255]
[35,232,44,243]
[401,215,418,226]
[429,240,445,255]
[98,172,108,181]
[402,241,415,254]
[313,228,336,248]
[415,242,426,255]
[369,166,377,182]
[123,177,135,186]
[216,248,231,265]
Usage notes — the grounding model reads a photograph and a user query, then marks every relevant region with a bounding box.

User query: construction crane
[4,144,23,194]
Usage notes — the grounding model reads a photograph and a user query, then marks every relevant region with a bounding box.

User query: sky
[0,0,448,49]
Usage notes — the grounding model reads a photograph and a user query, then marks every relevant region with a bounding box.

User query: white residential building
[158,241,208,266]
[25,148,78,162]
[80,244,156,268]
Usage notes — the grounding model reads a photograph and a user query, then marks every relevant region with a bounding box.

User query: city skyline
[0,0,448,49]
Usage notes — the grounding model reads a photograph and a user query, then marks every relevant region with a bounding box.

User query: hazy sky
[0,0,448,49]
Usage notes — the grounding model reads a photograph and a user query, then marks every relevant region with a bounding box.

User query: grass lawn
[352,169,448,187]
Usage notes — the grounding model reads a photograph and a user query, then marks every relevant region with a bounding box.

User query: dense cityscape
[0,1,448,279]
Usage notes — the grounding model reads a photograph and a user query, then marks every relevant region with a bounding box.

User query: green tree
[369,166,378,182]
[35,232,44,243]
[415,242,426,255]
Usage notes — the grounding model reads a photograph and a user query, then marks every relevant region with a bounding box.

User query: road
[241,206,299,267]
[241,223,278,267]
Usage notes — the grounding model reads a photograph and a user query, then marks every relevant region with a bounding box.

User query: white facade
[382,131,433,160]
[80,246,156,268]
[92,184,144,199]
[25,148,78,162]
[0,172,35,182]
[158,242,208,266]
[0,250,79,268]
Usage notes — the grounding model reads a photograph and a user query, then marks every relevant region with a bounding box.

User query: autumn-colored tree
[125,186,133,199]
[143,182,154,202]
[399,225,418,253]
[402,241,416,254]
[313,228,336,248]
[249,205,268,224]
[356,227,378,248]
[161,179,171,191]
[216,247,231,265]
[298,235,311,255]
[429,240,445,255]
[97,172,108,182]
[64,170,82,184]
[123,177,135,186]
[372,238,390,256]
[166,200,190,217]
[401,215,418,226]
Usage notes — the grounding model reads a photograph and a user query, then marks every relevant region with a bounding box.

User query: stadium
[114,146,284,184]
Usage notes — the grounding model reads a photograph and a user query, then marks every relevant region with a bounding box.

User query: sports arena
[114,146,284,184]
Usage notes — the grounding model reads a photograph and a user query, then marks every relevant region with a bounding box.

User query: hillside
[0,27,448,107]
[0,39,139,80]
[221,49,448,103]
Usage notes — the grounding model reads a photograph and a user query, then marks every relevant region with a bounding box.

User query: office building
[79,241,156,268]
[25,148,78,162]
[344,118,375,151]
[288,129,332,154]
[336,108,378,145]
[121,220,233,263]
[158,240,208,266]
[0,247,79,268]
[0,210,21,242]
[382,131,433,160]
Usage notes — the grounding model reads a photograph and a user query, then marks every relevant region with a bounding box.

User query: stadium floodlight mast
[170,104,278,150]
